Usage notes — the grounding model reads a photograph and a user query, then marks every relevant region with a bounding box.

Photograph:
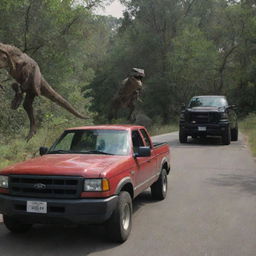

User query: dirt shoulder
[240,115,256,156]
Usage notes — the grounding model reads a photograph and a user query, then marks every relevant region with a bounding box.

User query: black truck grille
[188,112,220,124]
[9,175,84,199]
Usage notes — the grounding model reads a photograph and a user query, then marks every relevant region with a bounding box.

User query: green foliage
[90,0,256,123]
[169,25,218,100]
[0,0,117,135]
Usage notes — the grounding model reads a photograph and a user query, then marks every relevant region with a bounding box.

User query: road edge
[241,132,256,162]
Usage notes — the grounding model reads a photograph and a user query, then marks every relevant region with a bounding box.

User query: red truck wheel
[3,215,32,233]
[151,169,168,200]
[106,191,132,243]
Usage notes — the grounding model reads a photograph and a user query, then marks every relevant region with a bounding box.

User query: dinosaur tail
[41,79,87,119]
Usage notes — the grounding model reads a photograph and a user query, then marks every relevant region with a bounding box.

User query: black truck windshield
[188,96,228,108]
[48,129,130,156]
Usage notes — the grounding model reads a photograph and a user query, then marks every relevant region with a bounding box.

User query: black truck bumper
[180,122,229,136]
[0,194,118,224]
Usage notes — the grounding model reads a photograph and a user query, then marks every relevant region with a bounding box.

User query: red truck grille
[9,175,84,199]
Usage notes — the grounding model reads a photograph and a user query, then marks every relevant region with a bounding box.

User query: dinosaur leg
[11,83,24,110]
[108,99,119,121]
[23,93,36,141]
[127,100,136,121]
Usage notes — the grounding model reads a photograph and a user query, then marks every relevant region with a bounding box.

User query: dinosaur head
[131,68,145,81]
[0,46,9,69]
[0,43,15,70]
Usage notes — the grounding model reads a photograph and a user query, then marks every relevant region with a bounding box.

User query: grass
[0,127,62,170]
[240,113,256,157]
[148,123,178,136]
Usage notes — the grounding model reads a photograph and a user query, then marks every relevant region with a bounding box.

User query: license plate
[198,126,207,131]
[27,201,47,214]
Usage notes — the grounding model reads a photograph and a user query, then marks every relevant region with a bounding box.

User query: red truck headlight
[83,179,109,192]
[0,175,8,188]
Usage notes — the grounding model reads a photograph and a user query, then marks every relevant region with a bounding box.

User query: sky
[96,0,125,18]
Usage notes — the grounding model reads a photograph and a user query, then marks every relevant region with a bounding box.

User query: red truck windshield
[48,129,130,156]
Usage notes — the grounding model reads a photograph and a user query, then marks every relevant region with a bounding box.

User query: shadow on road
[0,223,115,256]
[0,191,159,256]
[172,136,243,148]
[188,136,223,145]
[207,174,256,195]
[133,190,158,213]
[170,137,224,148]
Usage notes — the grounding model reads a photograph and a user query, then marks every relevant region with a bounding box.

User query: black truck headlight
[84,179,109,192]
[0,175,8,188]
[180,113,185,121]
[220,112,228,120]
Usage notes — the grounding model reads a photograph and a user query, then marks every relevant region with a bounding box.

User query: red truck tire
[151,169,168,200]
[106,191,132,243]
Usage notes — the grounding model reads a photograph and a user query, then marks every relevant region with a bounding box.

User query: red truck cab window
[140,129,152,148]
[132,130,144,154]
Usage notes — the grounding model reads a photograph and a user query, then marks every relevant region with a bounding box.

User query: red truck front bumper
[0,194,118,224]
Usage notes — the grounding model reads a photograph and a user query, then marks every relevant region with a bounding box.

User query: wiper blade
[48,150,70,154]
[48,150,114,155]
[86,150,114,155]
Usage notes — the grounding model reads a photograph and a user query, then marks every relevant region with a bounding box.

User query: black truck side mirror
[181,103,186,110]
[39,147,48,156]
[228,104,237,110]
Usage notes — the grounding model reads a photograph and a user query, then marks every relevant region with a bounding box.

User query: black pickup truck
[179,95,238,145]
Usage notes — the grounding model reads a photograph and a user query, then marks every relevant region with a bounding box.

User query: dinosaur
[108,68,145,121]
[0,43,87,141]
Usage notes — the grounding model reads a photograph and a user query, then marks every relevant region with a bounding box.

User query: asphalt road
[0,132,256,256]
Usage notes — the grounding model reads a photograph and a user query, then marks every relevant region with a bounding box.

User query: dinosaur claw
[11,93,23,110]
[26,130,36,142]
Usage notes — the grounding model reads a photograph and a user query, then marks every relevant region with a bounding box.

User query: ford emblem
[33,183,46,190]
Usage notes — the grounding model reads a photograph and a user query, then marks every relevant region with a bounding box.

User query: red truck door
[132,130,157,195]
[139,128,158,177]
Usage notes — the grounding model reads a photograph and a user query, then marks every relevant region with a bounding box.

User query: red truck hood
[0,154,130,178]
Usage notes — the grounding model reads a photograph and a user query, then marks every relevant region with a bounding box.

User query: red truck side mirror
[39,147,48,156]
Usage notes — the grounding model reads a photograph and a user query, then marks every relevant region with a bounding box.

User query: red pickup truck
[0,125,170,242]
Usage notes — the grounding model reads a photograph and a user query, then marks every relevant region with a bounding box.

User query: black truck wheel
[3,215,32,233]
[151,169,168,200]
[231,127,238,141]
[222,127,231,145]
[106,191,132,243]
[179,130,187,143]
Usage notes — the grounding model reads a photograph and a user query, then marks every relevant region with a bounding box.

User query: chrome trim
[134,172,161,191]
